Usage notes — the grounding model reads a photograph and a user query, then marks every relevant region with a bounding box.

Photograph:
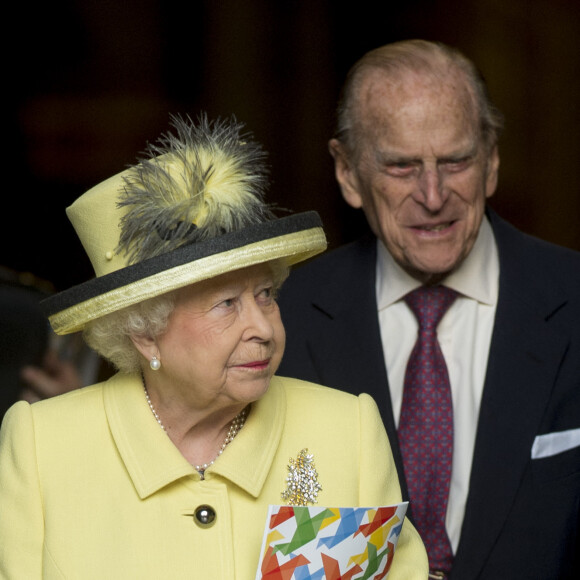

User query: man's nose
[415,166,448,211]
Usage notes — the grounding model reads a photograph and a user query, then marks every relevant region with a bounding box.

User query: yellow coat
[0,373,427,579]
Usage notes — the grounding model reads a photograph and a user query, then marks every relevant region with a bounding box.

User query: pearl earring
[150,356,161,371]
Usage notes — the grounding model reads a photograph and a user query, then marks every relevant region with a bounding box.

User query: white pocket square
[531,428,580,459]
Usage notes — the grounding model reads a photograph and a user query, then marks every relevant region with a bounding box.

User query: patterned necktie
[398,285,458,574]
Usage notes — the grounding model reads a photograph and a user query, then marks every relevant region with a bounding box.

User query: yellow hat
[42,114,326,334]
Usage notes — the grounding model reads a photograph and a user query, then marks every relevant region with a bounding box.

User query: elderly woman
[0,115,427,578]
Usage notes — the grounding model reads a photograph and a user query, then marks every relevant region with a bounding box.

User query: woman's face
[153,263,285,410]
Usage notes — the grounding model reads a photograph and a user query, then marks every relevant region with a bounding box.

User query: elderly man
[278,39,580,579]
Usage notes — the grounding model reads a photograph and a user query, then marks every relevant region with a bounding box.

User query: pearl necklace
[143,384,248,476]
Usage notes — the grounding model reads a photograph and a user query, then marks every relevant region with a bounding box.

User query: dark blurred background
[6,0,580,293]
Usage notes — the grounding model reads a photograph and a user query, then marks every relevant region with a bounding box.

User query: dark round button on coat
[194,505,216,528]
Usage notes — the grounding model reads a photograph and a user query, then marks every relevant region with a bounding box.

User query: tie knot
[405,285,458,330]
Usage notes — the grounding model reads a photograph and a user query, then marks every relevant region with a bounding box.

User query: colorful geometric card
[255,502,408,580]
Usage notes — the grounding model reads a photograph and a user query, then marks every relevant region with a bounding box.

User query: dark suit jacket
[277,208,580,579]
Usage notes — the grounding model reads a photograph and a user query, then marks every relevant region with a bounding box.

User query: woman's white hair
[83,293,176,374]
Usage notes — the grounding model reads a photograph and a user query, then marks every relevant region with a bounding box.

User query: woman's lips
[237,359,270,370]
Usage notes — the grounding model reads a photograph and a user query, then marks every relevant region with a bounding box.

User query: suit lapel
[452,211,570,577]
[305,237,387,394]
[303,236,408,499]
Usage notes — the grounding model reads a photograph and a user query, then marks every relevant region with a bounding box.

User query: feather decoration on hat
[116,113,275,265]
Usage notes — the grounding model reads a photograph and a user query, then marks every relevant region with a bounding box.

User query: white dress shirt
[376,216,499,552]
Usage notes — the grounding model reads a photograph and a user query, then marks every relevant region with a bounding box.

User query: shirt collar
[104,372,285,499]
[376,215,499,309]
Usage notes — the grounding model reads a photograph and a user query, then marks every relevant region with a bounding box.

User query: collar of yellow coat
[103,373,286,499]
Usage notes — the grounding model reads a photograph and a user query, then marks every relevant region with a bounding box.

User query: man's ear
[328,139,364,209]
[485,145,500,199]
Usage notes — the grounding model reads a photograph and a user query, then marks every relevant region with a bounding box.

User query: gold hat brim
[43,213,325,335]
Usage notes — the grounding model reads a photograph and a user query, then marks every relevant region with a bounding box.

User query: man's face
[332,70,499,284]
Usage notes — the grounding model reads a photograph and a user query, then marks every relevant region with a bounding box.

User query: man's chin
[399,256,463,285]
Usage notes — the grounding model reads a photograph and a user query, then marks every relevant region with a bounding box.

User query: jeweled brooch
[281,448,322,506]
